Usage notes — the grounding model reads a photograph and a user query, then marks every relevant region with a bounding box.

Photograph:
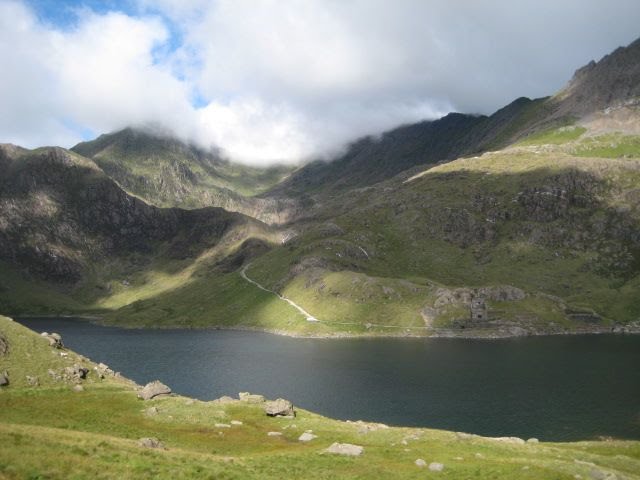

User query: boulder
[41,332,63,349]
[26,375,39,387]
[94,363,114,379]
[415,459,427,467]
[491,436,526,445]
[138,380,172,400]
[324,442,364,456]
[298,431,317,442]
[527,438,539,444]
[65,364,89,381]
[0,372,8,387]
[267,431,283,437]
[73,384,84,392]
[138,437,165,449]
[264,398,295,417]
[429,462,445,472]
[239,392,265,403]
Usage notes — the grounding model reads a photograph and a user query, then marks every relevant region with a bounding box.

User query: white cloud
[1,0,640,164]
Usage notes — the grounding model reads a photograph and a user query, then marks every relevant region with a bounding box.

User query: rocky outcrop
[41,332,63,349]
[0,372,8,386]
[138,381,172,400]
[264,398,295,417]
[324,442,364,456]
[434,285,525,308]
[238,392,265,404]
[64,364,89,381]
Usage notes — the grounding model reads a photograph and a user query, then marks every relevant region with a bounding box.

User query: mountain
[0,144,280,316]
[265,98,549,198]
[72,128,300,224]
[0,38,639,336]
[267,37,640,200]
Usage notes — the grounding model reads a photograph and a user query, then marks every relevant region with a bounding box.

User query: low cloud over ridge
[2,0,640,164]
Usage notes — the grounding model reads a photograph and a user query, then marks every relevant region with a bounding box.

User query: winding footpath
[240,264,319,322]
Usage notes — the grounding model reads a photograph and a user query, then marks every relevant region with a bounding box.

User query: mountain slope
[268,37,640,200]
[72,128,299,224]
[0,144,283,316]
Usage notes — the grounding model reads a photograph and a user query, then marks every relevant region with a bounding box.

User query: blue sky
[2,0,640,164]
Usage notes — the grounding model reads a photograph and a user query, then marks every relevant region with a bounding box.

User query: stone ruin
[470,297,488,321]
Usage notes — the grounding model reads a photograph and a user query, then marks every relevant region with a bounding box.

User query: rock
[94,363,114,379]
[26,375,39,387]
[415,459,427,467]
[73,384,84,392]
[527,438,539,444]
[138,437,165,449]
[47,369,62,381]
[298,431,317,442]
[0,372,8,386]
[491,436,526,445]
[215,395,236,404]
[264,398,295,417]
[267,431,283,436]
[230,420,243,426]
[41,332,63,349]
[65,364,89,381]
[429,462,445,472]
[215,423,231,428]
[138,380,172,400]
[238,392,265,403]
[0,335,8,356]
[324,442,364,456]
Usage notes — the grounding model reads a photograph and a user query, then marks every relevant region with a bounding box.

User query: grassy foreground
[0,315,639,479]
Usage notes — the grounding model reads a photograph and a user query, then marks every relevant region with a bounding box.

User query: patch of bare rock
[324,442,364,456]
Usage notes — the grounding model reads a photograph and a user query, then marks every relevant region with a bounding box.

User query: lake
[15,317,640,441]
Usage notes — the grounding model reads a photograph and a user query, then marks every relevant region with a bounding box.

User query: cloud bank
[1,0,640,164]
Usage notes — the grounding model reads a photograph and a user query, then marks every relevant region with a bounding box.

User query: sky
[1,0,639,165]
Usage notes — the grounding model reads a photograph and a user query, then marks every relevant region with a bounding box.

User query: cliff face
[0,145,257,283]
[554,37,640,117]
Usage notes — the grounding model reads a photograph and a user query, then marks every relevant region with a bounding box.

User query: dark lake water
[15,317,640,441]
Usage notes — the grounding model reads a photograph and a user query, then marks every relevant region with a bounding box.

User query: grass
[517,125,587,146]
[575,134,640,158]
[1,315,639,479]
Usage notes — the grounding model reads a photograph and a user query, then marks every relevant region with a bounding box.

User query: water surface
[15,317,640,441]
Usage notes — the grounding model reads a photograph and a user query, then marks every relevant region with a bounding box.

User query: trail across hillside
[240,264,319,322]
[239,264,433,332]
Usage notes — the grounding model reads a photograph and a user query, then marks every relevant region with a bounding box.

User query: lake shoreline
[11,312,640,340]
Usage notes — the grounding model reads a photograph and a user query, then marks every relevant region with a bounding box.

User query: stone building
[470,297,488,321]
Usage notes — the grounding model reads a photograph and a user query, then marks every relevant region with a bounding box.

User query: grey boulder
[264,398,295,417]
[324,442,364,456]
[138,381,172,400]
